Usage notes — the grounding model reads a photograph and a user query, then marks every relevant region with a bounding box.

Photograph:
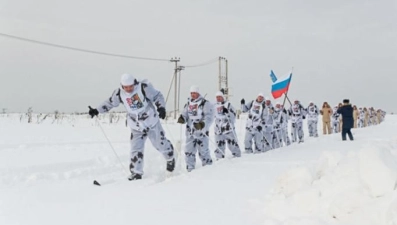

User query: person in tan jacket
[338,103,343,131]
[363,107,369,127]
[377,109,382,124]
[320,102,332,134]
[352,105,359,128]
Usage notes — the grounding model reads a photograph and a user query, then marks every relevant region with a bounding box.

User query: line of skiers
[88,74,386,180]
[239,93,315,154]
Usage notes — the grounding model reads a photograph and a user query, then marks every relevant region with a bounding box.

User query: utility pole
[218,56,230,100]
[177,66,185,114]
[170,57,180,119]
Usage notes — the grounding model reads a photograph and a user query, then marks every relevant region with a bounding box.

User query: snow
[0,113,396,225]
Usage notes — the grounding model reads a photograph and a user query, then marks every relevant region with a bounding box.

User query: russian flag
[271,73,292,99]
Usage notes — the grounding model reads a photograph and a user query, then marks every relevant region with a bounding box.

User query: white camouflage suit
[358,108,365,128]
[262,102,275,151]
[332,106,341,133]
[288,102,307,143]
[281,106,291,146]
[180,95,214,171]
[241,97,266,153]
[213,94,241,159]
[369,108,377,125]
[97,79,174,176]
[272,106,290,148]
[306,103,319,137]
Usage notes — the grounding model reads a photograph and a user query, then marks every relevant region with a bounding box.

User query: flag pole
[282,67,293,107]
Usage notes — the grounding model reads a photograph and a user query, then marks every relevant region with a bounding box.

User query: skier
[369,107,377,126]
[337,99,354,141]
[288,99,306,143]
[241,93,266,153]
[213,91,241,159]
[280,104,291,146]
[332,105,341,133]
[306,101,319,137]
[177,85,213,172]
[262,97,275,151]
[88,73,175,180]
[358,107,365,128]
[272,102,289,148]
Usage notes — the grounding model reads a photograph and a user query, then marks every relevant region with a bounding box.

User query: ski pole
[90,107,129,186]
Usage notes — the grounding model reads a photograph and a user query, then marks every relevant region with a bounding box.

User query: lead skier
[88,73,175,180]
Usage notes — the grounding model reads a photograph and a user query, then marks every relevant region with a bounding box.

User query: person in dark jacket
[337,99,354,141]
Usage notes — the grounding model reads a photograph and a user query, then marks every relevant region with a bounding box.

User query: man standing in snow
[241,93,266,153]
[337,99,354,141]
[288,100,306,143]
[213,91,241,159]
[88,73,175,180]
[320,102,333,134]
[177,85,213,172]
[306,101,319,137]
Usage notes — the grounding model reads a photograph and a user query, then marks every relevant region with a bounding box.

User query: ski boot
[128,173,142,181]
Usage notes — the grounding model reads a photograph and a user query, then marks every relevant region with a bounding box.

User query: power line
[0,32,170,62]
[183,58,219,68]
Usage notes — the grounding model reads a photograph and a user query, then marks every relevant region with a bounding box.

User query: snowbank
[264,141,397,225]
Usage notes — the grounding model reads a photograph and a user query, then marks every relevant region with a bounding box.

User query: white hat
[276,102,281,105]
[258,93,265,97]
[309,101,313,104]
[265,96,270,101]
[120,73,135,86]
[190,85,200,93]
[215,91,224,98]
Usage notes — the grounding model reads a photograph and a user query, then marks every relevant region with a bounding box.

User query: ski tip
[93,180,101,186]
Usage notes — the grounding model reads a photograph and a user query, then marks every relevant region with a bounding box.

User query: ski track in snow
[0,114,396,225]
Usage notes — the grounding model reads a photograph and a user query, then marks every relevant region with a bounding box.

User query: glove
[177,115,185,124]
[223,107,229,114]
[88,106,99,118]
[256,126,262,132]
[241,98,245,105]
[157,107,166,120]
[303,116,306,119]
[193,121,205,130]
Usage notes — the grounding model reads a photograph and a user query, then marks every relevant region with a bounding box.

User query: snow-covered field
[0,114,396,225]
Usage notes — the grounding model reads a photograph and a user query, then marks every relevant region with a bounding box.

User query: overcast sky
[0,0,396,113]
